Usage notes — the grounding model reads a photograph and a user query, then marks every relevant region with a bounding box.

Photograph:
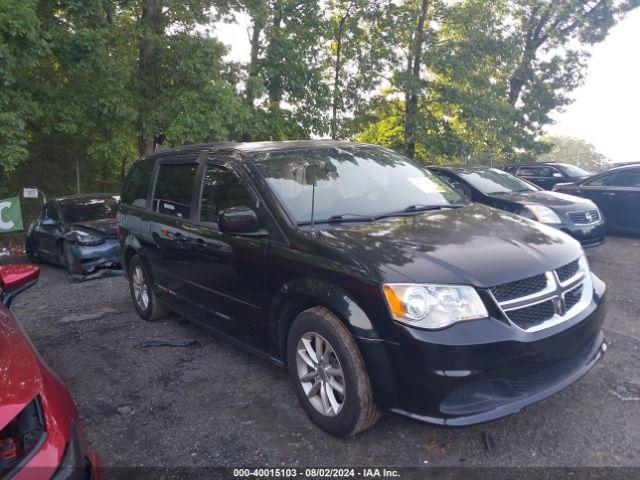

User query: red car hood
[0,306,44,430]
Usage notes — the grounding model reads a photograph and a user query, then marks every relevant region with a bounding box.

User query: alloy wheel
[132,265,150,311]
[296,332,345,417]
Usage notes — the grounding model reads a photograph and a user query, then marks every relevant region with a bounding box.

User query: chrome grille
[490,274,547,302]
[564,284,583,311]
[489,257,592,332]
[508,300,556,330]
[569,209,600,225]
[556,259,579,283]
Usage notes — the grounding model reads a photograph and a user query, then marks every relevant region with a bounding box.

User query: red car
[0,265,99,480]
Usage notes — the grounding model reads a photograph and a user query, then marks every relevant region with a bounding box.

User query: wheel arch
[269,277,380,361]
[121,235,145,278]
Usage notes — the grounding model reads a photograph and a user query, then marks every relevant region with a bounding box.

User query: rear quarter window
[152,163,198,219]
[122,159,155,208]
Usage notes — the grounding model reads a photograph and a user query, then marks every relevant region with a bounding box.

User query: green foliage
[0,0,46,176]
[538,135,611,172]
[0,0,637,196]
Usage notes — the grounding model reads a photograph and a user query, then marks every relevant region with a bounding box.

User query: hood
[488,190,595,210]
[71,217,117,236]
[311,204,581,287]
[0,306,43,430]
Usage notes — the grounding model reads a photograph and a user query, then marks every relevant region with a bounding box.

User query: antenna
[310,176,317,234]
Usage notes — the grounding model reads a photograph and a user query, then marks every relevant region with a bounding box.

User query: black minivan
[118,141,606,436]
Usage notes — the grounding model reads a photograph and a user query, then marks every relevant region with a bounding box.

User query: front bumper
[69,239,120,272]
[558,220,606,248]
[14,422,100,480]
[357,273,606,426]
[51,423,99,480]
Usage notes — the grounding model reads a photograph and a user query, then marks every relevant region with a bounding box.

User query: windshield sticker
[408,177,447,194]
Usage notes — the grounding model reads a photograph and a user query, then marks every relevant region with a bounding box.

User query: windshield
[554,164,590,177]
[61,197,118,223]
[458,168,538,194]
[253,145,466,224]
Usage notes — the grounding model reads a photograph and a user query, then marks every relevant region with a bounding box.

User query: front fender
[121,234,144,277]
[270,277,380,349]
[269,277,401,410]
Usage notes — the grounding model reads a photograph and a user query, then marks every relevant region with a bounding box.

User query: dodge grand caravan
[118,141,606,437]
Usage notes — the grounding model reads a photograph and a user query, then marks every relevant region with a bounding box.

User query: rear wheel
[287,307,380,437]
[128,255,169,321]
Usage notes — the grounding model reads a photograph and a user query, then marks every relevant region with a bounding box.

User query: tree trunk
[136,0,164,157]
[266,13,283,115]
[404,0,429,159]
[331,14,348,140]
[246,0,267,107]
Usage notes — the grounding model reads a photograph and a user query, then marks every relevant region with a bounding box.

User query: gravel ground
[8,235,640,469]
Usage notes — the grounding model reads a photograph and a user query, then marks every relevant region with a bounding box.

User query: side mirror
[218,207,260,235]
[41,218,59,226]
[0,264,40,307]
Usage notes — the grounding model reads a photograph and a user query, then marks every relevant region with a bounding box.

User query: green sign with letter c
[0,197,24,233]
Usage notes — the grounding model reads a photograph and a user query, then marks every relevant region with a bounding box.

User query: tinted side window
[585,174,609,186]
[153,163,198,218]
[43,204,60,222]
[435,171,465,191]
[517,166,537,176]
[610,169,640,188]
[199,166,256,224]
[122,159,154,208]
[536,167,555,178]
[519,166,555,178]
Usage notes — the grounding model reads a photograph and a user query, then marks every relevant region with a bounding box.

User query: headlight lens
[521,204,561,224]
[383,284,488,329]
[65,229,104,245]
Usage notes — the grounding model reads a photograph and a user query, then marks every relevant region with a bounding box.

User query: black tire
[128,255,169,321]
[25,237,41,263]
[287,307,380,437]
[61,241,85,275]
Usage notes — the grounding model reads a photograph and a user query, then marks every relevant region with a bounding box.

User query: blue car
[25,194,121,274]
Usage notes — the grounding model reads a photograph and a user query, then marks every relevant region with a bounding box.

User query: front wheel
[128,255,169,321]
[60,241,84,275]
[287,307,380,437]
[25,237,41,263]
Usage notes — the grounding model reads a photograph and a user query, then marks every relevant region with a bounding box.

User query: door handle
[602,192,616,197]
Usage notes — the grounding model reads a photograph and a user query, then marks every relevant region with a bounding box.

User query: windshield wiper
[375,204,465,220]
[298,213,375,226]
[327,213,375,223]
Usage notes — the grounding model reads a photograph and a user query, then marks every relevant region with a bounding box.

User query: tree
[0,0,46,180]
[133,0,245,156]
[505,0,638,143]
[354,0,639,165]
[240,0,331,140]
[402,0,430,159]
[538,135,611,171]
[325,0,393,139]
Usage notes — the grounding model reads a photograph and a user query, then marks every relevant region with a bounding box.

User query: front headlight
[521,204,562,224]
[383,284,488,329]
[64,229,104,245]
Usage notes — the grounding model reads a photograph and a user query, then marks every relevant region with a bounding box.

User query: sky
[216,8,640,163]
[547,8,640,164]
